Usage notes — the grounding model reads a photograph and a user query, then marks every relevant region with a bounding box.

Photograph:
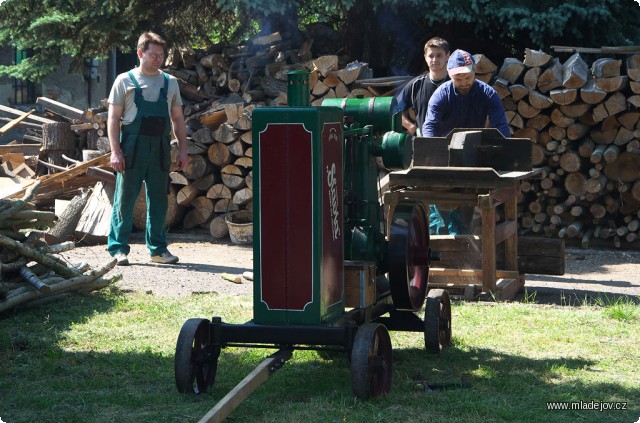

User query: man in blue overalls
[107,32,189,265]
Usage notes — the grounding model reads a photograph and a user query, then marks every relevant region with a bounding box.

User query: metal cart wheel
[424,289,452,353]
[350,323,393,399]
[175,318,220,394]
[389,202,430,311]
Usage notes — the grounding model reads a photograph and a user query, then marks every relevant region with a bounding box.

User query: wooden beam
[70,122,97,131]
[22,134,43,144]
[481,205,497,292]
[36,97,87,121]
[0,109,36,135]
[477,186,518,209]
[0,144,42,155]
[0,117,42,131]
[0,104,56,124]
[429,267,520,280]
[86,167,116,184]
[198,349,292,423]
[7,153,110,199]
[494,220,517,245]
[383,190,479,207]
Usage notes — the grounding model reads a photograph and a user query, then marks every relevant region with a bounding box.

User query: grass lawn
[0,288,638,422]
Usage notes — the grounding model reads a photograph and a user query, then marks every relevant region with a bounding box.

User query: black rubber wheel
[350,323,393,399]
[174,318,219,394]
[424,289,452,353]
[388,202,430,311]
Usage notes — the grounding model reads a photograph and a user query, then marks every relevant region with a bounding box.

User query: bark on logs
[494,49,640,247]
[21,33,640,248]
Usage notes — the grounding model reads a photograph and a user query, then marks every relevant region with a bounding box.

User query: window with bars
[13,47,35,104]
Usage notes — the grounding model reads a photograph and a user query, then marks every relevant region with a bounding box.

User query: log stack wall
[486,49,640,248]
[99,42,640,247]
[160,33,375,239]
[168,42,640,247]
[4,34,640,249]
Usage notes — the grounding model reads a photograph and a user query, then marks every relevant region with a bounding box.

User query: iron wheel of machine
[174,318,220,394]
[424,289,452,353]
[388,201,430,311]
[350,323,393,399]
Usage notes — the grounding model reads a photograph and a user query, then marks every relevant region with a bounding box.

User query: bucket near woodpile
[225,210,253,244]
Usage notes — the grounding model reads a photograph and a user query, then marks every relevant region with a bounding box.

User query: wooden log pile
[4,33,640,249]
[3,29,376,241]
[479,48,640,248]
[0,97,111,202]
[154,31,375,239]
[0,182,119,314]
[166,40,640,247]
[1,98,119,243]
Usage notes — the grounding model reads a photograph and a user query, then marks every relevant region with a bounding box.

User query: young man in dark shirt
[392,37,450,136]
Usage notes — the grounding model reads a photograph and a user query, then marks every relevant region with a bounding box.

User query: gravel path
[522,247,640,304]
[59,231,640,304]
[60,231,253,297]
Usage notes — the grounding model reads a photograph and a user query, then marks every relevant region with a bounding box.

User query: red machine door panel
[259,123,313,310]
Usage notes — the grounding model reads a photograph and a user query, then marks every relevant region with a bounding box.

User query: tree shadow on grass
[1,295,637,422]
[393,345,638,422]
[0,293,259,422]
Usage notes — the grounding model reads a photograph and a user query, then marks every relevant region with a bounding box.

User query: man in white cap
[421,49,510,235]
[421,49,510,138]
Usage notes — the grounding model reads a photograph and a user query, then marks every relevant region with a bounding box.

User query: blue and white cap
[447,49,476,75]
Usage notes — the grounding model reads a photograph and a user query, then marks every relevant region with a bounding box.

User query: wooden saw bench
[384,129,543,301]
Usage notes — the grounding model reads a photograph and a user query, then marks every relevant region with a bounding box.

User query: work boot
[150,251,179,264]
[114,252,129,266]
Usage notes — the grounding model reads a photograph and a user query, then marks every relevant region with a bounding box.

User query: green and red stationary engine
[252,70,429,325]
[174,70,451,410]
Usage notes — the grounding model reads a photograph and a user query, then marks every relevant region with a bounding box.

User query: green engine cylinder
[322,95,415,268]
[322,97,401,134]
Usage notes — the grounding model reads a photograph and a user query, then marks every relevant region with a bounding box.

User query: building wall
[0,47,112,110]
[40,56,111,110]
[0,47,114,144]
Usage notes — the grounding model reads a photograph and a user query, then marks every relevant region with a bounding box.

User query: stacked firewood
[167,41,640,247]
[3,33,640,248]
[159,32,374,239]
[0,182,118,314]
[478,48,640,247]
[100,40,640,246]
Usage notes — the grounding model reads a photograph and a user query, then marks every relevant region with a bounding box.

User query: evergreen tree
[0,0,638,81]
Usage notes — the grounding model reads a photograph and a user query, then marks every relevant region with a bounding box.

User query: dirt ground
[60,230,254,298]
[59,230,640,304]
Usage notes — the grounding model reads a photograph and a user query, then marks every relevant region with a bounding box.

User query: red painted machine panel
[259,123,313,310]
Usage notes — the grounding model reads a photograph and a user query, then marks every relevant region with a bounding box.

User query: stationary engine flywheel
[388,202,431,311]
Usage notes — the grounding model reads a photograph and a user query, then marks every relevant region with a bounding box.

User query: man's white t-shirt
[108,68,183,125]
